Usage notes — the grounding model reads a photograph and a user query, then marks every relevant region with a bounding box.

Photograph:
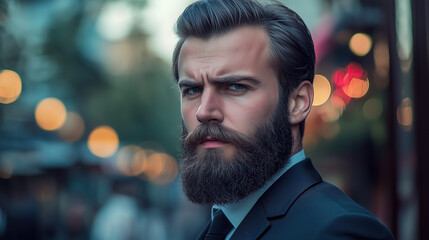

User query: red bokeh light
[331,62,369,102]
[333,68,348,87]
[345,62,363,79]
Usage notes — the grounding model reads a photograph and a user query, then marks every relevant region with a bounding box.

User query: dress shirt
[211,150,307,240]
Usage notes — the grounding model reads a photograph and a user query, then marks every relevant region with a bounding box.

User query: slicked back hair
[173,0,315,138]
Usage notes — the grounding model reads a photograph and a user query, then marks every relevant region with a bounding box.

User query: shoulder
[270,181,394,240]
[316,211,394,240]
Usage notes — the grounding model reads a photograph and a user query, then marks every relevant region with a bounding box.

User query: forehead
[177,26,273,80]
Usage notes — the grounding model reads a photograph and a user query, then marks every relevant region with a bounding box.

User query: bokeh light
[342,77,370,98]
[116,145,148,176]
[134,149,154,174]
[35,98,67,131]
[333,68,348,87]
[143,152,178,185]
[349,33,373,56]
[334,63,370,99]
[87,126,119,158]
[396,97,413,130]
[312,74,331,106]
[345,62,367,80]
[0,69,22,104]
[363,98,383,120]
[57,112,85,142]
[97,1,134,42]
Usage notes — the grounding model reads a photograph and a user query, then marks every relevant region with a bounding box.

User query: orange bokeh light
[116,145,148,176]
[342,78,370,98]
[0,69,22,104]
[87,126,119,158]
[143,152,178,185]
[349,33,373,56]
[35,98,67,131]
[313,74,331,106]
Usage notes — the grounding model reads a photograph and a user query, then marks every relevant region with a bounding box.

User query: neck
[290,125,303,156]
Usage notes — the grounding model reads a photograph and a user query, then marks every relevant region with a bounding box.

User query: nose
[196,88,223,124]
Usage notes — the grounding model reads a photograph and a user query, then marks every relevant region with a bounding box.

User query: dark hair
[173,0,315,137]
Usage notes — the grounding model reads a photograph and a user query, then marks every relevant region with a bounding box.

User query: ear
[287,80,313,125]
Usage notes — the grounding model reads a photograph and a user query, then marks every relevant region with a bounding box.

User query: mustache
[182,123,255,152]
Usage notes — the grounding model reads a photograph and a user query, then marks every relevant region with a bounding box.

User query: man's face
[178,26,279,157]
[177,26,293,204]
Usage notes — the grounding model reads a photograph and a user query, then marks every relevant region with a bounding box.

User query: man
[173,0,394,239]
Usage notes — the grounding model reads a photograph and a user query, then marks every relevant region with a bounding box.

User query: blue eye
[228,84,247,92]
[183,86,202,96]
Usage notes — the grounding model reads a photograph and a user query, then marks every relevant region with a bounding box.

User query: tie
[204,209,233,240]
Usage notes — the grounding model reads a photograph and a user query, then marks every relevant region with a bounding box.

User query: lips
[200,136,228,148]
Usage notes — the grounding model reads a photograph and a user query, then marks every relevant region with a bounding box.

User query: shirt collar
[212,150,306,229]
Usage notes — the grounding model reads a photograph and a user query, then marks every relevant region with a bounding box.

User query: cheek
[226,94,278,135]
[181,101,198,131]
[248,100,277,123]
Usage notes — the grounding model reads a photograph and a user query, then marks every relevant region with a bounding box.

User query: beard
[179,96,293,205]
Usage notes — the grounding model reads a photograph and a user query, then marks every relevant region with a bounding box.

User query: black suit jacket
[197,159,394,240]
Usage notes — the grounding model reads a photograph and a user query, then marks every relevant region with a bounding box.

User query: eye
[227,83,248,92]
[182,86,203,96]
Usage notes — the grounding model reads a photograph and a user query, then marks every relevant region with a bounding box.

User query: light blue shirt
[211,150,306,240]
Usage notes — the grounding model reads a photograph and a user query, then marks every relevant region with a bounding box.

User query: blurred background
[0,0,428,239]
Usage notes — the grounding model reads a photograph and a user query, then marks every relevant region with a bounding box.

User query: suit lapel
[229,202,270,240]
[261,159,322,218]
[230,159,322,239]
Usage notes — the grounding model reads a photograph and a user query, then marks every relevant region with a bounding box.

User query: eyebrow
[212,76,260,85]
[178,75,260,88]
[178,80,199,89]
